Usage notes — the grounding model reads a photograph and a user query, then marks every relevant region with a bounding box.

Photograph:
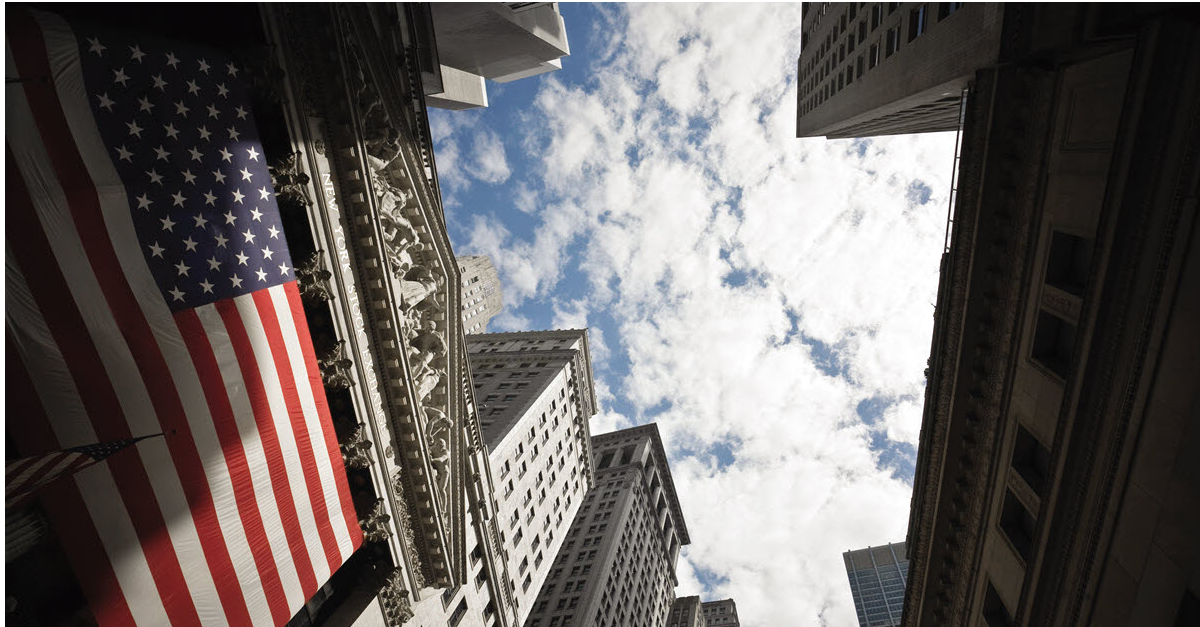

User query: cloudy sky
[429,4,957,626]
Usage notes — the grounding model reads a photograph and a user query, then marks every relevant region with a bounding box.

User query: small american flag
[5,435,161,510]
[7,10,362,627]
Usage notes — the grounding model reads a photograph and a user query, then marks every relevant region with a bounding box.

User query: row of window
[799,2,964,117]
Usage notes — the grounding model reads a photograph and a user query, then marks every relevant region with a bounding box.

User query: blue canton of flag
[78,34,293,312]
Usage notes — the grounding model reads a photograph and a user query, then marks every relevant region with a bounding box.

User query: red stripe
[284,282,363,549]
[6,331,136,627]
[215,299,319,594]
[252,289,343,582]
[9,14,247,626]
[175,308,292,624]
[6,144,198,626]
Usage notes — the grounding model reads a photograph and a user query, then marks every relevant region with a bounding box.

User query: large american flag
[6,10,362,626]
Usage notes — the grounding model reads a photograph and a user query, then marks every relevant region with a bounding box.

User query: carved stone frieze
[296,249,334,303]
[318,340,355,390]
[340,423,374,470]
[390,473,425,591]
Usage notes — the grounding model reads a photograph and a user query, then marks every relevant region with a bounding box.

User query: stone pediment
[263,2,469,601]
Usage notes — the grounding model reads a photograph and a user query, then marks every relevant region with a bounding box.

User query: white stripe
[34,13,274,625]
[268,285,356,559]
[196,303,307,611]
[234,293,332,585]
[4,249,170,627]
[11,35,234,627]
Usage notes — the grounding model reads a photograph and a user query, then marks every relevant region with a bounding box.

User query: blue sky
[429,5,956,626]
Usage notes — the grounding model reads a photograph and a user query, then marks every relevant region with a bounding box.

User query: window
[999,489,1036,563]
[885,25,901,57]
[908,4,928,41]
[938,2,964,21]
[1031,310,1077,380]
[871,3,883,29]
[856,54,864,78]
[448,598,468,627]
[887,2,899,14]
[981,581,1014,627]
[869,43,880,68]
[1044,230,1093,296]
[1011,424,1051,496]
[859,19,867,40]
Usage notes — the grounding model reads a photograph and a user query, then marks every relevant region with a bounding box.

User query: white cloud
[431,5,955,626]
[472,130,512,184]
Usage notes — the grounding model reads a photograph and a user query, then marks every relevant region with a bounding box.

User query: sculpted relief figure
[400,265,443,311]
[424,407,452,508]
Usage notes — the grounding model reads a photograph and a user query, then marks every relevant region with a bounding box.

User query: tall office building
[795,2,1002,138]
[700,599,740,627]
[525,423,690,627]
[408,329,599,627]
[470,330,598,623]
[900,5,1200,627]
[844,542,908,627]
[458,255,504,334]
[667,596,706,627]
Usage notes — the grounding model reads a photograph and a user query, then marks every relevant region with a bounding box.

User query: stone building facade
[524,424,689,627]
[796,2,1002,138]
[843,542,907,627]
[457,256,503,334]
[899,5,1200,627]
[700,599,740,627]
[666,596,705,627]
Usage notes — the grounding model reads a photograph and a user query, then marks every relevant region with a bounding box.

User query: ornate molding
[359,498,393,544]
[296,249,335,303]
[340,423,374,470]
[269,151,313,211]
[377,568,415,626]
[318,340,356,390]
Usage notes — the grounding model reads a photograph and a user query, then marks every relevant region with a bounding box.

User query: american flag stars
[80,35,292,312]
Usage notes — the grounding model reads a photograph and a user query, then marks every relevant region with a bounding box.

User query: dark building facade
[796,2,1002,138]
[903,5,1200,627]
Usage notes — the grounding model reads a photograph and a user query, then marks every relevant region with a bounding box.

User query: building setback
[458,255,504,334]
[525,424,690,627]
[795,2,1002,138]
[844,542,907,627]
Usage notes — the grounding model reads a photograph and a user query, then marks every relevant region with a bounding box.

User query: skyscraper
[795,2,1002,138]
[468,330,598,623]
[701,599,741,627]
[844,542,908,627]
[525,423,690,627]
[458,255,504,334]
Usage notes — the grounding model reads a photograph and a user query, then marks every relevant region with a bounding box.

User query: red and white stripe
[6,450,93,509]
[5,11,361,627]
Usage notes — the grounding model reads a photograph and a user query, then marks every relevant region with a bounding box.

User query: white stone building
[525,423,689,627]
